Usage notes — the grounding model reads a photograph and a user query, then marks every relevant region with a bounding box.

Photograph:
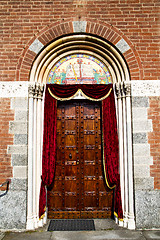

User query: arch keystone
[73,21,87,32]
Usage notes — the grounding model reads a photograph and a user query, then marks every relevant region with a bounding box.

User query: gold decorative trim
[79,88,112,101]
[114,211,123,221]
[48,87,112,102]
[101,100,116,190]
[102,120,123,220]
[39,206,46,220]
[102,131,116,190]
[48,87,80,101]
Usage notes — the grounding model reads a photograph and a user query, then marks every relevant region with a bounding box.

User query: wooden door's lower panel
[48,211,81,219]
[48,210,112,219]
[81,210,112,218]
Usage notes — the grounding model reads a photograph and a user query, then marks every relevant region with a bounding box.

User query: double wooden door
[47,100,113,219]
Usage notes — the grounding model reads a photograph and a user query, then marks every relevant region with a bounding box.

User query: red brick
[148,97,160,190]
[0,99,14,184]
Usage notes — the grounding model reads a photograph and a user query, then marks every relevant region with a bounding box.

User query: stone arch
[17,18,143,82]
[29,35,130,84]
[26,19,136,231]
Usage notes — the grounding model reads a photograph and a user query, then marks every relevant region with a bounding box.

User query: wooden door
[47,100,113,219]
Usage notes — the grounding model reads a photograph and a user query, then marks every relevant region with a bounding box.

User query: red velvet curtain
[39,87,57,219]
[39,84,123,220]
[103,93,123,219]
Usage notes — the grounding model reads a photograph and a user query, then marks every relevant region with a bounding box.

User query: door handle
[69,153,72,159]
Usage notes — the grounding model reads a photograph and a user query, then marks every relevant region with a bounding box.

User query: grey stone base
[135,190,160,229]
[2,229,160,240]
[0,191,26,229]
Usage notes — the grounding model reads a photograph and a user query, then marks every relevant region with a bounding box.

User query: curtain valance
[47,84,112,101]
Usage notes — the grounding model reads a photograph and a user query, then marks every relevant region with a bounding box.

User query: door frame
[27,82,135,230]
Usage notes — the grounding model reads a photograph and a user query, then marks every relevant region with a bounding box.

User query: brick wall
[0,0,160,81]
[0,0,160,229]
[0,99,14,189]
[148,97,160,190]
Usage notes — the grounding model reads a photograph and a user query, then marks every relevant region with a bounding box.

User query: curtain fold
[102,93,123,220]
[39,84,123,220]
[39,87,57,219]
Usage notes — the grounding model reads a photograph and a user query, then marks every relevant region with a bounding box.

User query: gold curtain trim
[101,100,116,190]
[102,132,116,190]
[48,87,80,101]
[114,211,123,221]
[48,87,112,102]
[39,206,46,220]
[79,88,112,101]
[102,101,123,221]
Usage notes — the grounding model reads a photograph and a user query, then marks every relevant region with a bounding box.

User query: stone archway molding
[26,20,136,231]
[17,18,143,82]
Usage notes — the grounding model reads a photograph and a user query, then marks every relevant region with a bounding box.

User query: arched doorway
[27,34,135,230]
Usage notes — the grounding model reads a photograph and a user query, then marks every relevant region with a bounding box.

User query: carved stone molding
[120,82,125,97]
[34,83,39,99]
[38,84,45,99]
[28,84,35,98]
[115,83,121,98]
[123,82,131,97]
[28,83,44,99]
[115,82,132,98]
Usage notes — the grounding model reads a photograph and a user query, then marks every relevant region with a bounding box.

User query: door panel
[47,100,113,219]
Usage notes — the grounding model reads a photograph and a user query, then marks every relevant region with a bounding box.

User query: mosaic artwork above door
[47,54,112,85]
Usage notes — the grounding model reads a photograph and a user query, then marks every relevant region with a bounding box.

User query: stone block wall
[132,81,160,229]
[132,96,154,190]
[0,84,28,230]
